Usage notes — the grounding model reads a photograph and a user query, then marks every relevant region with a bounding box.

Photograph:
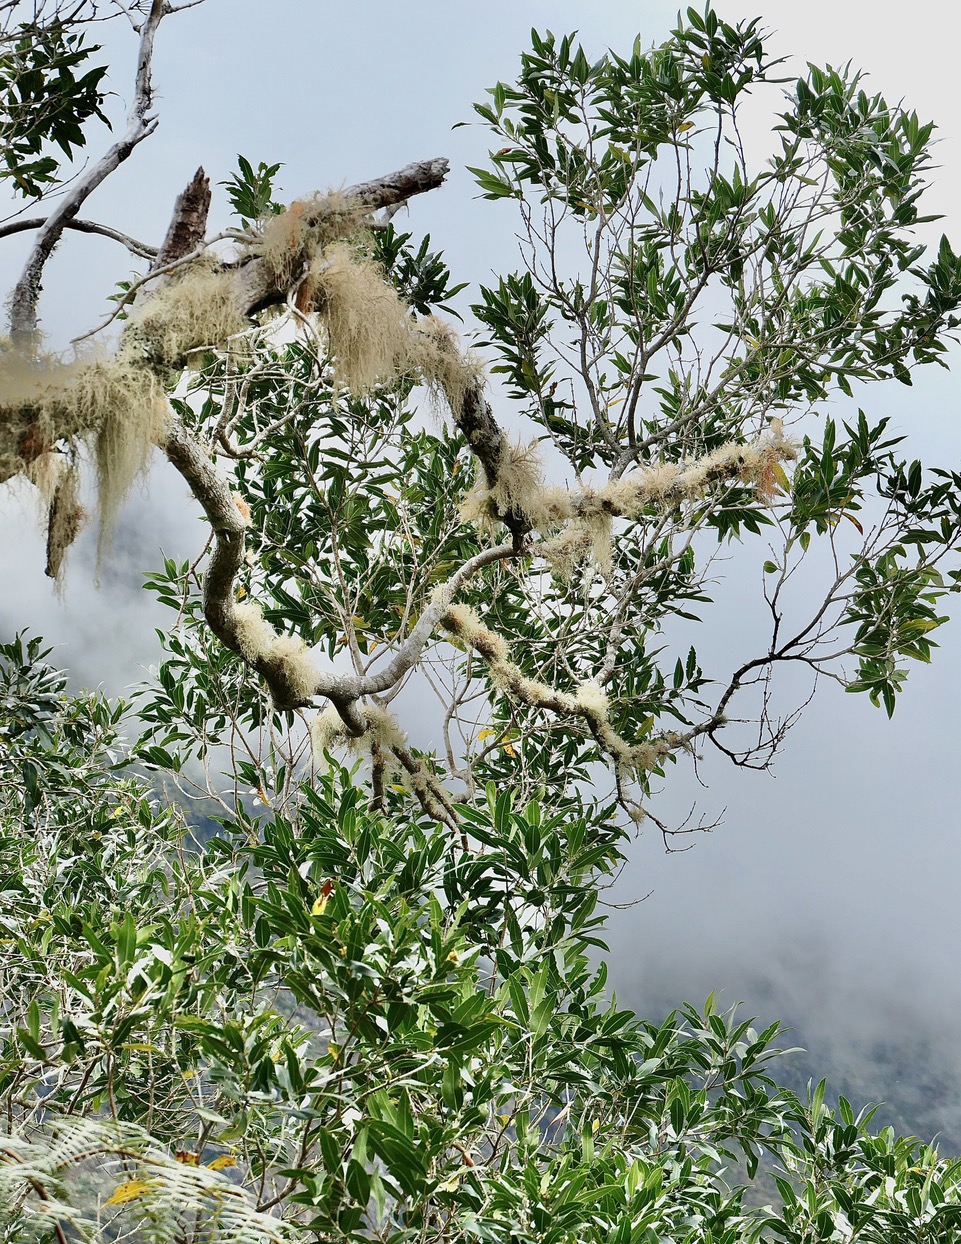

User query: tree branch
[0,216,158,258]
[160,417,514,725]
[236,157,450,315]
[8,0,167,345]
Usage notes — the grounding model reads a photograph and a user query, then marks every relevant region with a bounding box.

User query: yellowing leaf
[477,728,495,741]
[446,950,460,964]
[328,1042,340,1062]
[503,742,517,757]
[175,1150,200,1165]
[207,1154,238,1171]
[105,1178,155,1206]
[677,120,695,132]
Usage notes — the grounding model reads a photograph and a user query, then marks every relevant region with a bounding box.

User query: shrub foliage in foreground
[5,635,961,1241]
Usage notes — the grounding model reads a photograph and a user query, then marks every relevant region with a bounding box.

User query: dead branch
[153,166,211,267]
[8,0,168,346]
[0,217,158,259]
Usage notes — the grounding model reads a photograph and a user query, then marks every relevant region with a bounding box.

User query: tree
[2,4,961,1240]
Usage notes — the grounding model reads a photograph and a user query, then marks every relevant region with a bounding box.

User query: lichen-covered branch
[441,602,693,780]
[235,159,450,315]
[161,416,362,721]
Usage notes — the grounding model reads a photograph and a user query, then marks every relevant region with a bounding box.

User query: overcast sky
[2,0,960,1132]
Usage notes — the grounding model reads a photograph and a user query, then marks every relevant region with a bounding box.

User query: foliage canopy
[2,5,961,1241]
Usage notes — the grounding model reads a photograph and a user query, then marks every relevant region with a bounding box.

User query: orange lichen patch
[258,191,364,288]
[232,490,251,525]
[18,421,50,465]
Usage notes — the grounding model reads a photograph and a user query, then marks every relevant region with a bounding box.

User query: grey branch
[0,216,158,259]
[8,0,167,346]
[342,158,451,208]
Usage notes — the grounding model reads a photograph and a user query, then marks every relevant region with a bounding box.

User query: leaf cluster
[0,12,109,198]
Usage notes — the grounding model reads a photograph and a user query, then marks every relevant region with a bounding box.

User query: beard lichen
[81,358,168,549]
[125,262,247,370]
[308,243,414,394]
[0,254,254,574]
[0,351,166,562]
[411,316,487,420]
[459,438,571,535]
[539,430,797,579]
[44,459,85,585]
[257,192,367,288]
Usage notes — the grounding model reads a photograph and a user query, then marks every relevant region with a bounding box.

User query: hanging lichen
[306,243,414,393]
[124,261,247,370]
[0,350,167,561]
[257,191,366,288]
[43,460,84,584]
[411,315,487,419]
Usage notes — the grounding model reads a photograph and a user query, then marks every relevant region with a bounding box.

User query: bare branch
[342,158,451,209]
[0,216,158,258]
[8,0,167,345]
